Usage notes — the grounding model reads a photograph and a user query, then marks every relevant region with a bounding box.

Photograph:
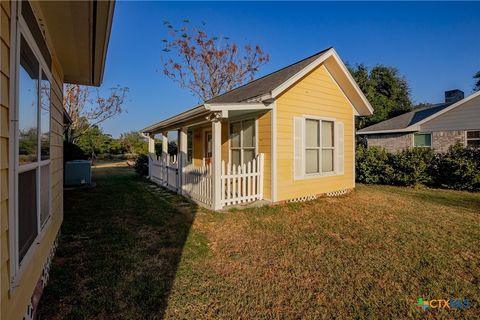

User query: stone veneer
[365,130,466,153]
[431,130,465,153]
[366,132,413,153]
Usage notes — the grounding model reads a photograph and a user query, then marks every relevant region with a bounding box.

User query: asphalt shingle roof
[206,47,332,104]
[357,103,452,133]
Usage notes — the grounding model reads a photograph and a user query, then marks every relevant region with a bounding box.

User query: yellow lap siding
[276,64,355,201]
[0,5,66,315]
[257,111,271,200]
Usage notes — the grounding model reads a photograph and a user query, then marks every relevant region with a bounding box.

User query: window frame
[413,132,432,148]
[9,2,53,287]
[228,117,258,166]
[303,116,336,177]
[466,130,480,148]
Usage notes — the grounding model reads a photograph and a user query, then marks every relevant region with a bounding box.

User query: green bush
[135,154,149,176]
[390,147,434,186]
[431,143,480,191]
[356,146,393,184]
[64,141,88,161]
[356,143,480,191]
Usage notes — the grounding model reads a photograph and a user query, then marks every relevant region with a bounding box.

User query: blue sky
[99,1,480,137]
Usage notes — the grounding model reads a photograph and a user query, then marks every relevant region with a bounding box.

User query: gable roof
[357,103,452,133]
[357,90,480,135]
[207,47,373,116]
[207,48,332,103]
[142,47,374,133]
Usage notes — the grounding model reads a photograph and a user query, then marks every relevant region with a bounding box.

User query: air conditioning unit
[65,160,92,186]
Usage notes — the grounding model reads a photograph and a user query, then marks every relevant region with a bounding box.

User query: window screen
[18,169,38,262]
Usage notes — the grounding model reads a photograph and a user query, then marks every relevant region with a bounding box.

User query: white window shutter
[294,117,305,179]
[335,121,344,175]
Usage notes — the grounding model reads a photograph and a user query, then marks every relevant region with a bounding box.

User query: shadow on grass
[37,165,200,320]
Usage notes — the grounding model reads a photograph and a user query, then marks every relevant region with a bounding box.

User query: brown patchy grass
[38,165,480,319]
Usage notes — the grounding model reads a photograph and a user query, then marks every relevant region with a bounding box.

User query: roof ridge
[205,47,333,103]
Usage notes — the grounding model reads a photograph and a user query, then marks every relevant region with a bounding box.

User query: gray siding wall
[420,96,480,131]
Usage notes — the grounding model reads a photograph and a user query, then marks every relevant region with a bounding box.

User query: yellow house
[0,1,114,319]
[142,48,373,210]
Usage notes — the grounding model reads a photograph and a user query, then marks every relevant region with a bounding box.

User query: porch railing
[148,153,264,209]
[149,154,178,191]
[183,163,212,205]
[220,153,264,206]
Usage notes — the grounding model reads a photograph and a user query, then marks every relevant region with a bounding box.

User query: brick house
[357,90,480,153]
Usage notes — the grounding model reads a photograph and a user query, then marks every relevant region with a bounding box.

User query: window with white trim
[466,131,480,148]
[14,7,52,270]
[294,116,344,179]
[413,133,432,147]
[230,119,256,166]
[305,119,335,174]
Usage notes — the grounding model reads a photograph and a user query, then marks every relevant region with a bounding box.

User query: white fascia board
[270,49,333,98]
[356,127,419,135]
[204,102,272,111]
[140,104,206,133]
[413,91,480,128]
[269,48,373,116]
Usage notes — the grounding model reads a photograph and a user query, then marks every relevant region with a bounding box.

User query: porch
[142,102,272,210]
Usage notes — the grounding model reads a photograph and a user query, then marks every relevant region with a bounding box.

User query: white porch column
[178,127,188,193]
[148,134,155,154]
[162,132,168,162]
[211,115,222,210]
[147,133,155,179]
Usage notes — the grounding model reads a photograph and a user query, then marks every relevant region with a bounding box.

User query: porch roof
[141,102,271,134]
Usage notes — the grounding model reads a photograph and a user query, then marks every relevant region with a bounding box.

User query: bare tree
[161,21,270,101]
[63,84,128,143]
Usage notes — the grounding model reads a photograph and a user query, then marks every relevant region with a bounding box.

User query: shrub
[356,143,480,191]
[64,141,88,161]
[135,154,149,176]
[390,147,434,186]
[356,146,394,184]
[431,143,480,191]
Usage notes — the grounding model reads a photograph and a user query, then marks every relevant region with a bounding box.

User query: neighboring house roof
[142,47,373,134]
[357,103,452,133]
[357,90,480,135]
[206,48,332,103]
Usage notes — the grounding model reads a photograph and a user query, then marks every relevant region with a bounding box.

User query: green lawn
[38,164,480,319]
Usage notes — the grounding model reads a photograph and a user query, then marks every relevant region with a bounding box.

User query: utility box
[65,160,92,186]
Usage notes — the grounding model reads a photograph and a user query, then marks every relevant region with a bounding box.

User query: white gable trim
[269,48,373,116]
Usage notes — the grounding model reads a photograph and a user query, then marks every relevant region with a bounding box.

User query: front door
[204,130,212,165]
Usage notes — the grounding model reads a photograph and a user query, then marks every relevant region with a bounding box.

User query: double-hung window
[230,119,256,166]
[294,116,344,179]
[305,119,335,174]
[466,131,480,148]
[13,6,52,273]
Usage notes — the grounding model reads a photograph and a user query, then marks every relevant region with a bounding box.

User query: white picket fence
[182,163,212,205]
[221,154,264,206]
[148,153,264,209]
[149,154,178,191]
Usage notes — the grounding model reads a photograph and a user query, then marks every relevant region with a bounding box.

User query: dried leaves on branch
[161,20,270,101]
[64,84,128,143]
